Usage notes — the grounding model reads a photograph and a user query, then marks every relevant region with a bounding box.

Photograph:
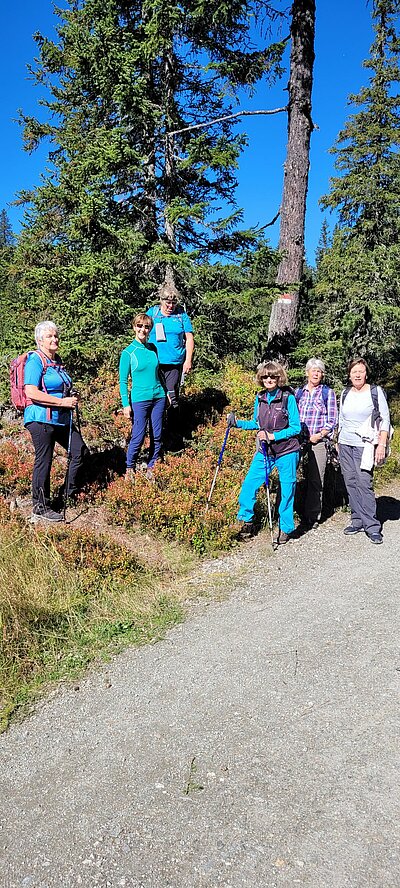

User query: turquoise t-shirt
[119,340,165,407]
[147,305,193,365]
[23,351,72,427]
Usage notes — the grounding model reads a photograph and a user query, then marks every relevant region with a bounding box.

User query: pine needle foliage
[309,0,400,381]
[8,0,288,370]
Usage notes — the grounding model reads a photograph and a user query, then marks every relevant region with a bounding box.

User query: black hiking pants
[27,420,86,508]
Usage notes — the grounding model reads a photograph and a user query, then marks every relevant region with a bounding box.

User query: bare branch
[168,107,287,137]
[259,208,281,230]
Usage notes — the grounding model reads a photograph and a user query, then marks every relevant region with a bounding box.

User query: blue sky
[1,1,374,264]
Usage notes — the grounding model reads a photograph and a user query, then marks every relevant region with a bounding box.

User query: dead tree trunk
[267,0,316,348]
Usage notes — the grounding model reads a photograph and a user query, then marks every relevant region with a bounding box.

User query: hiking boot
[274,530,289,546]
[367,531,383,544]
[125,467,136,481]
[237,521,254,540]
[343,525,362,535]
[31,505,64,523]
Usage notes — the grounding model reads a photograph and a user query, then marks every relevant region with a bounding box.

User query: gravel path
[1,491,399,888]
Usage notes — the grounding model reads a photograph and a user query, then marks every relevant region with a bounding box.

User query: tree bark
[267,0,316,346]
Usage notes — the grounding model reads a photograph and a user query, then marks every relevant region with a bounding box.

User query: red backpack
[10,351,49,413]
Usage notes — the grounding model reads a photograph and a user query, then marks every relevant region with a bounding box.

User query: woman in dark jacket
[229,361,301,545]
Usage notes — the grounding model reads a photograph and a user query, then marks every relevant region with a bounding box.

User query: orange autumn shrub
[105,414,270,554]
[0,434,67,497]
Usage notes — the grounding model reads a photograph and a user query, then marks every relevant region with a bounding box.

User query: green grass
[0,513,189,732]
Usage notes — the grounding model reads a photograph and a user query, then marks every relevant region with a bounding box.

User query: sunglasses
[262,373,279,380]
[161,298,178,304]
[136,323,152,330]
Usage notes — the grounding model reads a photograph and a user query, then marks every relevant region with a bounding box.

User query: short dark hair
[347,356,370,381]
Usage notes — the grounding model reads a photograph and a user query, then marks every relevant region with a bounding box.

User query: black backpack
[341,383,383,427]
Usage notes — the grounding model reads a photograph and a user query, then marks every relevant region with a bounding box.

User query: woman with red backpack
[23,321,86,522]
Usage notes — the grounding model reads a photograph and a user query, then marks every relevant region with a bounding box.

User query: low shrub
[105,412,267,554]
[0,515,184,730]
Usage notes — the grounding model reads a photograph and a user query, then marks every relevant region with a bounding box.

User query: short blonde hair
[133,312,153,330]
[255,360,288,388]
[158,281,180,304]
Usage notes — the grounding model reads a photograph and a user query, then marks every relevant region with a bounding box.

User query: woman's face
[134,320,152,343]
[39,328,59,355]
[262,371,280,392]
[160,297,178,317]
[307,365,323,387]
[349,362,367,389]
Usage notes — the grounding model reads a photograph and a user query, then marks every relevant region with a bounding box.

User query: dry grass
[0,511,195,731]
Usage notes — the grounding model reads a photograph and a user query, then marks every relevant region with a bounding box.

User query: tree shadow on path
[376,495,400,526]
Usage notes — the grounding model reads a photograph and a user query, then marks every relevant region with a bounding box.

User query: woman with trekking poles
[227,360,301,545]
[23,321,86,523]
[338,357,391,545]
[119,312,167,481]
[295,358,338,529]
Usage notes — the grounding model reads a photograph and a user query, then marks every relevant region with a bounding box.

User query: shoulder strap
[370,384,382,426]
[341,385,351,407]
[295,387,304,404]
[321,384,330,408]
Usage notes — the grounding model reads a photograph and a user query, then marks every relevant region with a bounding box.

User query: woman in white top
[338,357,390,544]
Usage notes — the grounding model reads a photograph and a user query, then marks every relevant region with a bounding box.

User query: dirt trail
[1,489,399,888]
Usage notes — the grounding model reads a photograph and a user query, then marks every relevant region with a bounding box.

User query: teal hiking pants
[237,450,299,533]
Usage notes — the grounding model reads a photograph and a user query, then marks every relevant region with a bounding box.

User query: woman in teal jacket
[119,313,166,479]
[229,361,301,544]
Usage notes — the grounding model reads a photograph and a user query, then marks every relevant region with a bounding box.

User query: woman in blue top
[119,312,167,480]
[24,321,86,522]
[147,282,194,451]
[228,361,301,545]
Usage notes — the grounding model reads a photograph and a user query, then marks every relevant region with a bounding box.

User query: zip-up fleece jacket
[236,388,301,458]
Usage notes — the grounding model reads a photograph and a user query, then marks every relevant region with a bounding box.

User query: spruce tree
[12,0,287,367]
[315,0,400,380]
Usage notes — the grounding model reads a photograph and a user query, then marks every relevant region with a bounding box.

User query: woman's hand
[123,405,132,419]
[62,395,78,409]
[375,443,386,466]
[257,431,274,442]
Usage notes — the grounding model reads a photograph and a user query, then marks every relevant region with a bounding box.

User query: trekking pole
[261,440,276,550]
[204,427,230,514]
[63,408,74,520]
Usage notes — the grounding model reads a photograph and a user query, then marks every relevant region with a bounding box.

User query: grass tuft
[0,515,187,731]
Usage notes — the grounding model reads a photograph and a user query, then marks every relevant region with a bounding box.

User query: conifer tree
[11,0,287,365]
[315,0,400,379]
